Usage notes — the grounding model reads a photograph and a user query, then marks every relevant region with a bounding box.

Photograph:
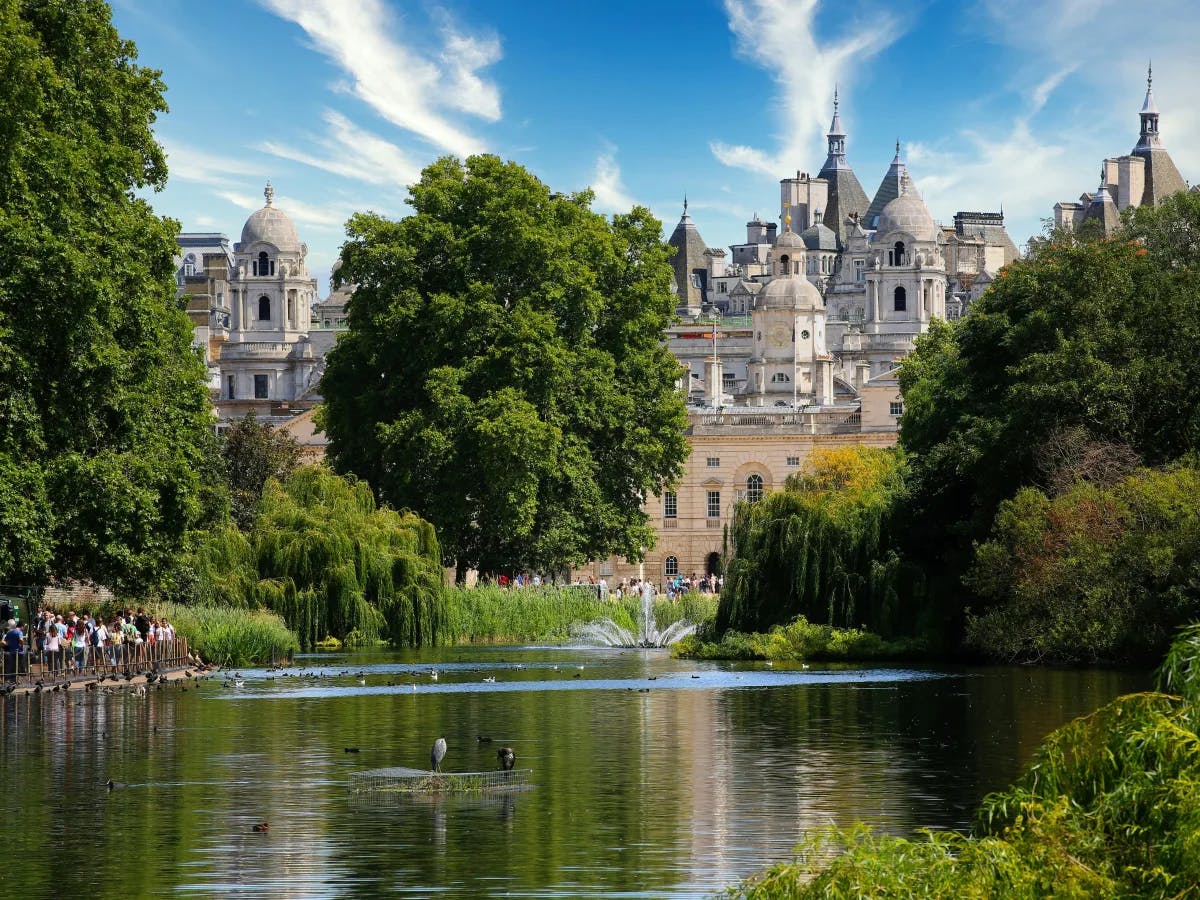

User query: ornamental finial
[264,181,275,207]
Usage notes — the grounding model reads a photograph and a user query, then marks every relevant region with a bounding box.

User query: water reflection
[0,648,1146,898]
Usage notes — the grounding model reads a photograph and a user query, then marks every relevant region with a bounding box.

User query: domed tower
[219,183,321,411]
[861,173,947,372]
[742,218,833,407]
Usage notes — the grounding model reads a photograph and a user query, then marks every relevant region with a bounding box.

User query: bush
[675,615,919,661]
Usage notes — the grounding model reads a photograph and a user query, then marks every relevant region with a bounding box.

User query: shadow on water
[0,646,1147,898]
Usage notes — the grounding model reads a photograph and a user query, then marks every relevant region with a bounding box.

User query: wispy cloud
[258,0,501,157]
[258,109,422,187]
[162,139,264,187]
[711,0,903,175]
[589,146,639,214]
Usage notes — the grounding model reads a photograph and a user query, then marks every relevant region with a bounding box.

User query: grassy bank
[159,602,299,667]
[441,585,717,644]
[724,624,1200,897]
[674,615,924,661]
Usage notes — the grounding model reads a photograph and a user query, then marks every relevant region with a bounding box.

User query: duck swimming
[252,822,270,833]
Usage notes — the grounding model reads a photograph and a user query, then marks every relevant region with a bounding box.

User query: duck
[497,746,516,771]
[251,822,270,833]
[106,780,127,790]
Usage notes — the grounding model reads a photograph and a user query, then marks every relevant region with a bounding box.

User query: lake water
[0,646,1145,898]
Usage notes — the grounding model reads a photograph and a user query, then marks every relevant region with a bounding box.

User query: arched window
[894,241,906,265]
[182,253,196,277]
[779,254,789,274]
[258,295,271,320]
[664,556,679,576]
[257,251,271,277]
[894,286,907,312]
[746,473,764,503]
[770,372,790,383]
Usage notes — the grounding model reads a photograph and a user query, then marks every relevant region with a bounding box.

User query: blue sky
[111,0,1200,295]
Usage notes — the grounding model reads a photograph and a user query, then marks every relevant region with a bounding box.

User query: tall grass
[440,585,718,644]
[160,602,298,667]
[675,614,923,661]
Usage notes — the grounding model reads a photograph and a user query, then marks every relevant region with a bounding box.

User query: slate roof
[667,203,710,306]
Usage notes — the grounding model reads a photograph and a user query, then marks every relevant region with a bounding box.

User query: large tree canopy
[320,155,689,577]
[0,0,216,590]
[897,192,1200,633]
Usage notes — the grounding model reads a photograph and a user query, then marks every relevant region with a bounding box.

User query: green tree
[0,0,215,590]
[717,447,913,637]
[898,224,1200,625]
[319,155,689,579]
[221,412,301,529]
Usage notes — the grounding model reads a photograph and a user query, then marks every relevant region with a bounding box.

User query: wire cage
[348,766,533,795]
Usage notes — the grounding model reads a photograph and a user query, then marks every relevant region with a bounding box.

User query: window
[254,374,269,399]
[894,286,907,312]
[599,558,615,577]
[665,556,679,577]
[787,456,800,466]
[889,401,904,416]
[226,375,235,400]
[663,491,677,519]
[779,254,789,273]
[706,457,720,468]
[256,251,274,277]
[258,295,271,320]
[746,473,764,503]
[183,253,195,277]
[690,273,702,288]
[706,490,721,518]
[770,373,790,383]
[855,258,865,283]
[722,372,735,383]
[894,241,906,265]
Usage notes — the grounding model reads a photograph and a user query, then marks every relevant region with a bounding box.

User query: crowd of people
[2,606,180,682]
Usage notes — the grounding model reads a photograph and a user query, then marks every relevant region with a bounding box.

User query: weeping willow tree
[253,467,444,648]
[716,446,913,637]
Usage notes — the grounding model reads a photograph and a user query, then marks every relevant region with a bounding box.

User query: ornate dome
[759,274,823,311]
[801,221,838,251]
[774,227,805,250]
[875,193,936,241]
[240,182,300,251]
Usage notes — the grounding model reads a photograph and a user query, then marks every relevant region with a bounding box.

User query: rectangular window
[706,457,720,468]
[254,374,269,399]
[889,401,904,416]
[707,490,721,519]
[663,491,677,519]
[787,456,800,467]
[855,259,865,283]
[226,375,235,400]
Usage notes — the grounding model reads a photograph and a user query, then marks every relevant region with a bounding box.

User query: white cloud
[258,0,501,157]
[711,0,903,175]
[162,139,263,187]
[589,147,639,214]
[258,109,422,187]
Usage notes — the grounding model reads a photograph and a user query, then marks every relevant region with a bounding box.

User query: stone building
[577,92,1018,586]
[1054,67,1188,235]
[176,183,346,440]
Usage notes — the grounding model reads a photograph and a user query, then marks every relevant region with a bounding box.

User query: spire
[264,180,275,207]
[1135,62,1161,151]
[822,88,848,171]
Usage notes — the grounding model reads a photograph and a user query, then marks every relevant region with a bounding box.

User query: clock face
[800,329,810,340]
[769,324,789,348]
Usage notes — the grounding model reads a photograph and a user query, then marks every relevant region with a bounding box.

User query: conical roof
[817,90,870,245]
[865,141,919,230]
[667,199,710,306]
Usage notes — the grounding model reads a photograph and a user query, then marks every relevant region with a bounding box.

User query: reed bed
[160,602,298,667]
[440,585,718,645]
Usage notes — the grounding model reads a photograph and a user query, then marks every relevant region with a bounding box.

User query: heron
[431,736,447,773]
[497,746,515,771]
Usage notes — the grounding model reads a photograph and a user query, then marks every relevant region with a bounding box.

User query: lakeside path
[3,664,219,696]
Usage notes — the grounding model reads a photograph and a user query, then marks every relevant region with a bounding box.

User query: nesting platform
[349,766,533,795]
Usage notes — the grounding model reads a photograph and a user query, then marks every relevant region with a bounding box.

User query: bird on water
[497,746,515,771]
[431,736,447,773]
